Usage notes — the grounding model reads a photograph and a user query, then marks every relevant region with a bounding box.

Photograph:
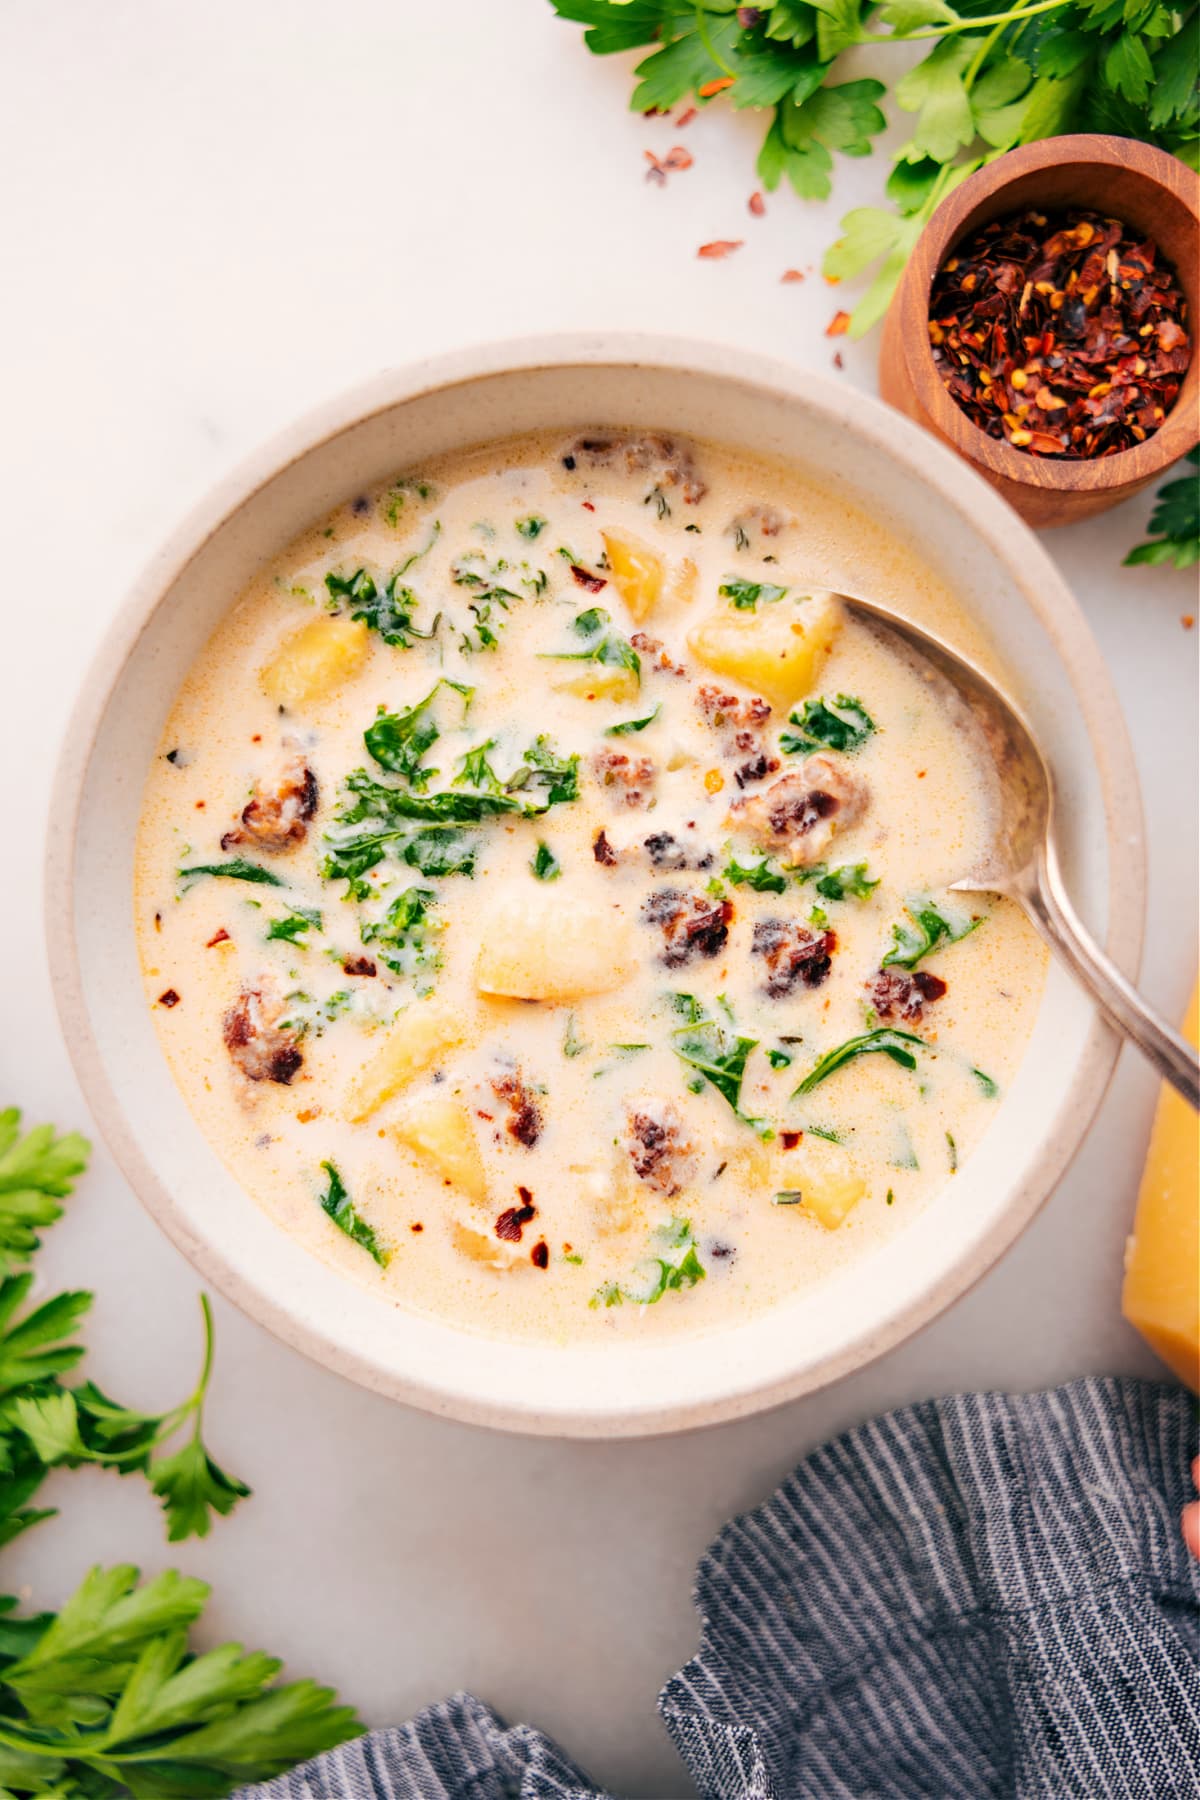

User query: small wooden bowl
[879,136,1200,528]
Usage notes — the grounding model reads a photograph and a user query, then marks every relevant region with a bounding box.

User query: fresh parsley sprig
[1125,449,1200,569]
[549,1,1198,335]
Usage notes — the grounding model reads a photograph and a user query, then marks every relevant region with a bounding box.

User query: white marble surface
[3,4,1197,1793]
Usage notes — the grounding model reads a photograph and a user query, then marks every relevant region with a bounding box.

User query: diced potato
[602,529,665,623]
[476,888,633,1002]
[571,1153,638,1235]
[261,616,370,708]
[686,592,842,711]
[787,1141,866,1230]
[553,664,641,704]
[452,1216,524,1271]
[344,998,463,1122]
[392,1098,487,1206]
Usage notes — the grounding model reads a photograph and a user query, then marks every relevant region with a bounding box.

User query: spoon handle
[1020,848,1199,1110]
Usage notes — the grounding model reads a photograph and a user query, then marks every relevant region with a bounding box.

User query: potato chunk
[260,616,370,708]
[687,592,842,711]
[452,1217,524,1270]
[602,530,665,623]
[475,888,633,1001]
[392,1098,487,1206]
[553,664,640,704]
[344,998,463,1122]
[786,1141,866,1230]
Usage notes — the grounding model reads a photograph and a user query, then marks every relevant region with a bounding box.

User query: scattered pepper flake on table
[644,146,693,186]
[748,191,765,217]
[827,311,851,337]
[781,269,805,284]
[928,207,1191,459]
[698,240,743,259]
[675,105,697,127]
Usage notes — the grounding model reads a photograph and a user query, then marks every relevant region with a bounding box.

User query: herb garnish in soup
[136,431,1046,1342]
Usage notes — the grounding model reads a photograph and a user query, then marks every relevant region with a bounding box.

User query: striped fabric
[240,1378,1200,1800]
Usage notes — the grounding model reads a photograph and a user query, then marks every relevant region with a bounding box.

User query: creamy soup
[135,431,1046,1343]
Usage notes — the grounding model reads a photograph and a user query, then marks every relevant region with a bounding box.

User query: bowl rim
[45,331,1146,1435]
[895,134,1200,496]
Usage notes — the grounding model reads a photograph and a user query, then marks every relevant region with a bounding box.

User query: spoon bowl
[840,593,1199,1109]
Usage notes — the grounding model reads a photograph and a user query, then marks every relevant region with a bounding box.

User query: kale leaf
[792,1026,928,1096]
[318,1161,389,1268]
[718,577,788,609]
[178,858,286,890]
[781,693,876,755]
[882,899,980,969]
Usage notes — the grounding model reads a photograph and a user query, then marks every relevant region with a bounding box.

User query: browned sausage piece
[222,982,304,1084]
[752,919,836,997]
[222,752,318,853]
[642,889,732,967]
[623,1100,697,1197]
[561,433,707,504]
[729,754,868,865]
[868,968,947,1022]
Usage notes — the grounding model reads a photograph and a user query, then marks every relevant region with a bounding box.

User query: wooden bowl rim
[896,134,1200,495]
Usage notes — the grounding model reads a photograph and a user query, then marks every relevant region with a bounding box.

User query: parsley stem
[887,0,1070,38]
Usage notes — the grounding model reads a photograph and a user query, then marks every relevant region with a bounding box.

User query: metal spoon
[839,593,1199,1110]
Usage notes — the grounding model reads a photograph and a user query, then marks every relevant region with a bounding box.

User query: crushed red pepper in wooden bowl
[928,208,1191,459]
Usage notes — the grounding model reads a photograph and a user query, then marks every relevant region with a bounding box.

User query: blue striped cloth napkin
[241,1376,1200,1800]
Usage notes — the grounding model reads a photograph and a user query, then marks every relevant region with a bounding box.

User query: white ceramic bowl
[47,335,1144,1437]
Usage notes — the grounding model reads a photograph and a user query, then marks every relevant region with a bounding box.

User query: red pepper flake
[832,352,844,370]
[748,191,765,218]
[827,311,851,337]
[644,145,694,187]
[929,207,1190,459]
[676,105,698,127]
[154,912,162,932]
[194,799,206,810]
[1183,615,1195,630]
[780,1129,803,1150]
[569,563,606,593]
[781,269,805,284]
[530,1239,550,1270]
[698,240,743,260]
[411,1221,424,1233]
[698,76,734,97]
[206,928,230,948]
[581,500,595,512]
[251,733,262,743]
[158,988,180,1008]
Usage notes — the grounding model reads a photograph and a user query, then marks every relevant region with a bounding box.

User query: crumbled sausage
[593,829,620,866]
[697,686,778,789]
[730,754,868,864]
[490,1068,544,1147]
[591,748,656,808]
[222,982,304,1085]
[342,956,376,977]
[630,632,687,677]
[752,919,836,997]
[222,753,318,853]
[642,888,732,967]
[643,831,714,873]
[623,1100,698,1196]
[868,968,947,1022]
[562,433,706,503]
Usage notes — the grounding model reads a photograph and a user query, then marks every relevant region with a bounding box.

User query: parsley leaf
[724,853,788,894]
[0,1111,89,1272]
[782,693,876,754]
[792,1026,928,1095]
[318,1161,389,1268]
[1125,450,1200,570]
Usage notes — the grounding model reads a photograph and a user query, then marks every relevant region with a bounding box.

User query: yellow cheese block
[1121,982,1199,1390]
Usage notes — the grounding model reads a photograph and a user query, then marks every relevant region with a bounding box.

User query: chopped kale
[973,1067,999,1099]
[670,996,767,1135]
[178,858,285,891]
[318,1161,389,1267]
[531,841,561,881]
[766,1048,793,1070]
[718,578,788,609]
[793,1028,928,1097]
[797,861,880,902]
[543,607,641,683]
[364,680,472,786]
[782,693,876,756]
[266,906,322,945]
[516,515,548,539]
[605,705,661,737]
[724,853,787,894]
[361,886,441,982]
[325,568,437,648]
[882,900,980,970]
[590,1217,706,1308]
